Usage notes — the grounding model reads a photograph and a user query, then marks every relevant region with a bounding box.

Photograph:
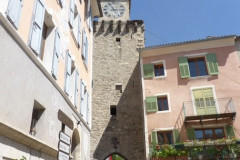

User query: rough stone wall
[91,20,145,160]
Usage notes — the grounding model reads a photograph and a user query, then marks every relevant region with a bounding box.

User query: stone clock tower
[91,0,146,160]
[100,0,130,20]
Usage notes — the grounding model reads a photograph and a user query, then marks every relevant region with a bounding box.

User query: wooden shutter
[225,125,235,138]
[6,0,23,29]
[89,8,92,30]
[69,0,75,28]
[143,64,154,78]
[178,57,190,78]
[146,96,158,113]
[74,70,79,107]
[80,79,85,115]
[65,52,72,95]
[82,30,86,59]
[29,0,45,55]
[151,131,158,145]
[86,92,89,123]
[52,28,60,79]
[77,16,81,47]
[85,36,89,66]
[206,53,219,75]
[186,128,195,140]
[173,129,180,143]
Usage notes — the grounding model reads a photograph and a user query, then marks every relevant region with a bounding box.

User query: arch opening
[104,153,126,160]
[71,129,81,159]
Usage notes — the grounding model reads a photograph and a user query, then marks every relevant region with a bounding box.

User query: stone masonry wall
[91,20,145,160]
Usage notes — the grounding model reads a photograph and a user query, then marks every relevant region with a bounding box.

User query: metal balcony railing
[182,97,236,121]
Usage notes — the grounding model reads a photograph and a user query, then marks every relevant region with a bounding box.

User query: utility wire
[145,29,169,44]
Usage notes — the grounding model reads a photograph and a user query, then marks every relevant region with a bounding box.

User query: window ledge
[189,75,212,80]
[156,110,171,114]
[153,76,167,79]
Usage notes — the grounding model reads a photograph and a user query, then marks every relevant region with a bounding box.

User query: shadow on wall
[93,62,145,160]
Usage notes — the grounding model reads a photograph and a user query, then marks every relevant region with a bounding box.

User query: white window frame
[151,60,167,79]
[190,85,220,115]
[154,93,171,113]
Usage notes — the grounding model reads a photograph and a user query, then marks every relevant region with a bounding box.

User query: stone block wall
[91,20,145,160]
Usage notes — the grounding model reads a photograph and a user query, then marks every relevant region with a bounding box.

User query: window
[145,94,170,113]
[65,51,76,96]
[188,57,208,77]
[115,84,122,93]
[154,64,165,77]
[29,0,45,55]
[143,60,166,78]
[82,30,89,66]
[195,128,225,140]
[110,105,117,116]
[178,53,219,78]
[151,129,180,145]
[52,28,61,79]
[74,70,80,107]
[116,38,121,42]
[157,96,169,111]
[69,0,81,47]
[80,80,89,122]
[192,87,217,115]
[6,0,23,29]
[39,23,48,59]
[29,0,55,59]
[29,101,45,135]
[157,131,173,145]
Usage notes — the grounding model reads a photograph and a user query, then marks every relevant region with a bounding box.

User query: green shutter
[206,53,219,75]
[225,125,235,138]
[187,128,195,140]
[143,64,154,78]
[151,131,158,145]
[146,96,158,113]
[173,129,180,143]
[178,57,190,78]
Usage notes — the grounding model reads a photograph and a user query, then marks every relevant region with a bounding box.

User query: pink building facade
[140,36,240,158]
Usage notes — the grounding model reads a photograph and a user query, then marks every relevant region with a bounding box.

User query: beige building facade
[0,0,101,159]
[140,36,240,159]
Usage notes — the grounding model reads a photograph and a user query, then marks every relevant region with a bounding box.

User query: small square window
[110,105,116,116]
[116,38,121,42]
[154,64,165,77]
[115,84,122,93]
[157,96,169,111]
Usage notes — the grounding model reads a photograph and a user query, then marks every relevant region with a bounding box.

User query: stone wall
[91,20,145,160]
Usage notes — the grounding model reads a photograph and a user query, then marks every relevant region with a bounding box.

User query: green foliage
[149,139,240,159]
[149,143,187,158]
[112,154,124,160]
[15,156,27,160]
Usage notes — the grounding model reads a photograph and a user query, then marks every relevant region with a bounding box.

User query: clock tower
[91,0,146,159]
[99,0,130,21]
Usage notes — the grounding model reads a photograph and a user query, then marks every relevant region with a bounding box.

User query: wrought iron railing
[182,97,236,119]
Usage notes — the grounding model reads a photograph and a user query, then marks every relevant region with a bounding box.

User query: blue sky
[131,0,240,47]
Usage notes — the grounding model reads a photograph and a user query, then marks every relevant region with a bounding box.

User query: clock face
[103,2,126,19]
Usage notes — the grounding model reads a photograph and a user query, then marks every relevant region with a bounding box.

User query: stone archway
[71,129,81,160]
[104,153,127,160]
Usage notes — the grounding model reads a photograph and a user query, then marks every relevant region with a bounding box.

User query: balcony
[183,97,236,122]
